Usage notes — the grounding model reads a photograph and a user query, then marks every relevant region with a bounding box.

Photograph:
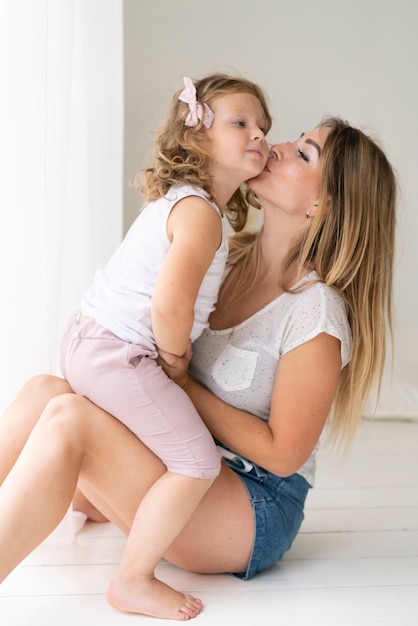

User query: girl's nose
[252,126,266,142]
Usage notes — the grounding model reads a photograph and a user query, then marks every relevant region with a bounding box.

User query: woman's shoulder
[293,272,347,313]
[278,272,352,366]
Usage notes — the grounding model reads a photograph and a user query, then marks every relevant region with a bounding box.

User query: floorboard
[1,419,418,625]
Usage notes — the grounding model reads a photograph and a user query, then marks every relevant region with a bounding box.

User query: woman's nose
[270,142,291,159]
[269,145,279,159]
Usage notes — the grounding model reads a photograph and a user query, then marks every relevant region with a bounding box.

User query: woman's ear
[323,196,332,216]
[310,197,331,218]
[307,202,319,219]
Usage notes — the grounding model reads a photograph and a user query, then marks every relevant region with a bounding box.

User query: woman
[0,117,396,620]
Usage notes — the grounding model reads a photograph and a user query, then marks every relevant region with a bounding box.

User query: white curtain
[0,0,123,412]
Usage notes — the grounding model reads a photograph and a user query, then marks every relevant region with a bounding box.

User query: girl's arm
[152,196,222,357]
[160,332,342,477]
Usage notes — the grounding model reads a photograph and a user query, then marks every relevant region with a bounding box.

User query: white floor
[1,418,417,625]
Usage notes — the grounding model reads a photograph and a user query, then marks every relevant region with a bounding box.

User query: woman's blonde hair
[226,117,397,447]
[136,73,272,231]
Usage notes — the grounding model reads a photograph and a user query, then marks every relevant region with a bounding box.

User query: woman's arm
[161,333,342,477]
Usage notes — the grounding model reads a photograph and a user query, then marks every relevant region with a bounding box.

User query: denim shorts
[219,448,310,580]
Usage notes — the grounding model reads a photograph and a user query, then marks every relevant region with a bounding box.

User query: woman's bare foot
[72,488,108,523]
[106,574,203,620]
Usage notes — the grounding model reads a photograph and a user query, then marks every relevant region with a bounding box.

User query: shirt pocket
[212,343,258,391]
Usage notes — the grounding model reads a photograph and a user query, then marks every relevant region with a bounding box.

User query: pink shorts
[60,314,221,479]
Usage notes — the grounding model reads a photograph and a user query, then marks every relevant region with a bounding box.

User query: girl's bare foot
[106,574,203,620]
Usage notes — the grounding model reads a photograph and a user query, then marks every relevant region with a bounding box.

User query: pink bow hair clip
[178,76,214,129]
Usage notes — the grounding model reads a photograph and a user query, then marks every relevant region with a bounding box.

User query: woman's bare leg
[75,413,255,578]
[0,391,202,619]
[0,392,86,581]
[0,390,160,584]
[0,388,255,617]
[72,487,109,523]
[0,374,109,526]
[166,463,254,575]
[71,402,255,618]
[76,409,255,588]
[0,375,72,484]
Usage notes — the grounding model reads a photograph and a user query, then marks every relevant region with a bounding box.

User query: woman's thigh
[67,393,165,532]
[165,463,255,576]
[60,395,254,575]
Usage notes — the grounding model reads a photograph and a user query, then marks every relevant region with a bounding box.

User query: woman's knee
[38,392,88,435]
[21,374,72,404]
[2,375,71,434]
[41,391,82,419]
[33,393,99,462]
[40,393,110,447]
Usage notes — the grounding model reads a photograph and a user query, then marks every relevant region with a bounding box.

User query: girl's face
[206,92,270,186]
[249,127,329,217]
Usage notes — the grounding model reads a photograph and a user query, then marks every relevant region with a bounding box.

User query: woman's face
[249,126,329,217]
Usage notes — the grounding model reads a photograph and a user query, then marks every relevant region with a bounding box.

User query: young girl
[60,73,271,619]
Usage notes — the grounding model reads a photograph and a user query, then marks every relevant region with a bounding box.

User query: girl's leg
[0,375,72,484]
[65,335,217,618]
[107,472,212,619]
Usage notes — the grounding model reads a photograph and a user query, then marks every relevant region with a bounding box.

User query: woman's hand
[181,333,342,477]
[157,341,193,388]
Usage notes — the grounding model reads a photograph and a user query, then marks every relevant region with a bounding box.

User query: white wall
[123,0,418,419]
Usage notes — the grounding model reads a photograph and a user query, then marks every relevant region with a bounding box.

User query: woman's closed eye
[297,148,309,162]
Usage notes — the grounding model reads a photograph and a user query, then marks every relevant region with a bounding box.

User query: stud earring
[306,209,311,219]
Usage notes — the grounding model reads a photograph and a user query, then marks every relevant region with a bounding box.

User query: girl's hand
[158,341,193,388]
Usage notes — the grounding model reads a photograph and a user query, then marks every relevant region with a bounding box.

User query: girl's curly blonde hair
[136,73,272,232]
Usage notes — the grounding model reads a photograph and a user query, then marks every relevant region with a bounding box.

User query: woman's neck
[210,213,313,331]
[209,268,283,330]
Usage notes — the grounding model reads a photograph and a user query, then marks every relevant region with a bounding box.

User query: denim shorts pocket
[212,343,258,391]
